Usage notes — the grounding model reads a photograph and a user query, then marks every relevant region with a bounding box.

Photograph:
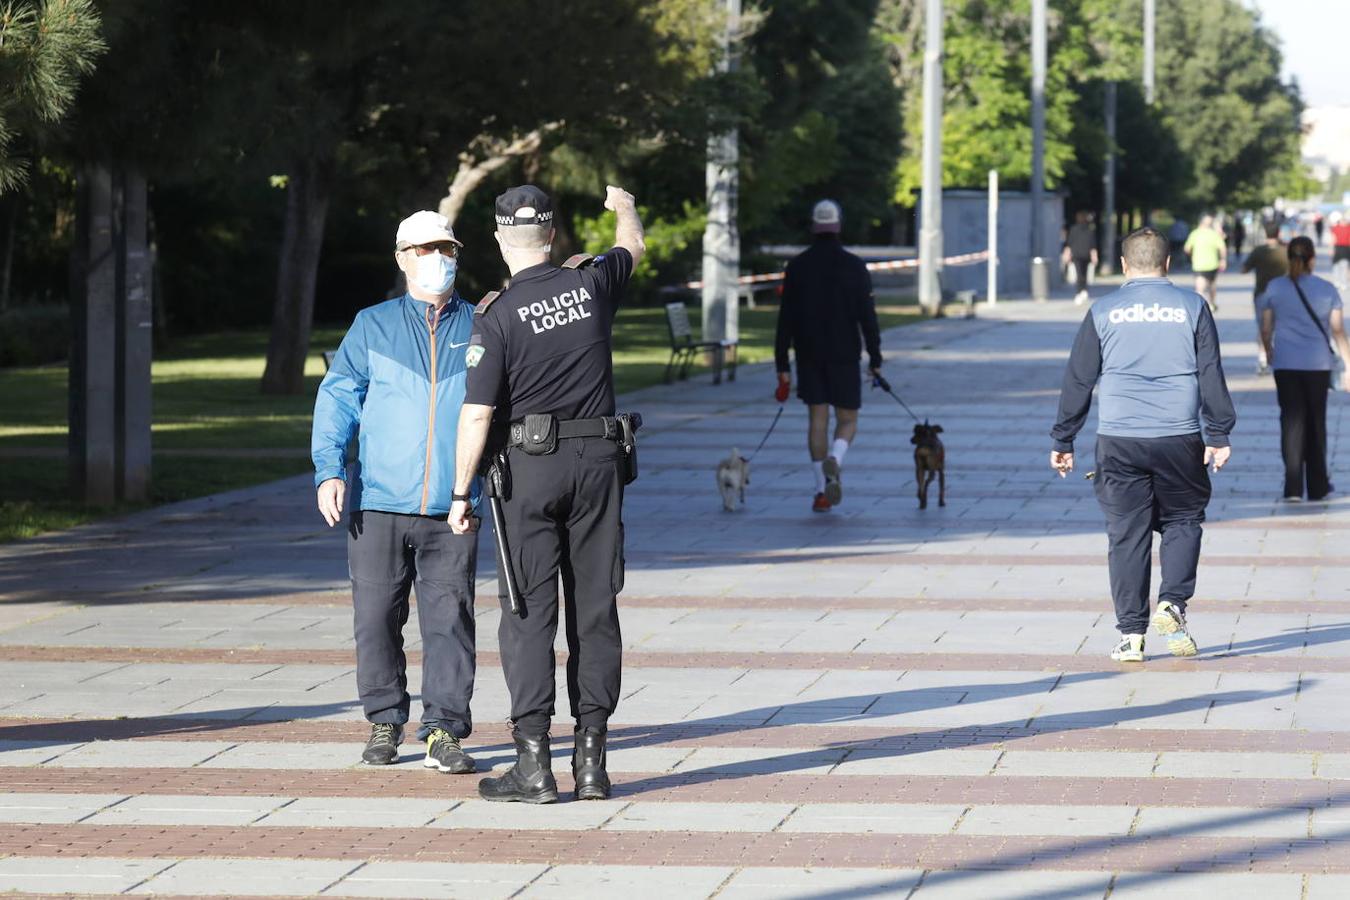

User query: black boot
[572,726,611,800]
[478,731,558,804]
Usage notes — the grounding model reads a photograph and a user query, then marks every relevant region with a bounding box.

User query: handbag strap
[1290,276,1337,354]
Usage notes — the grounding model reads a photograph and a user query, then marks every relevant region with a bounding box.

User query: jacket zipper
[420,304,439,515]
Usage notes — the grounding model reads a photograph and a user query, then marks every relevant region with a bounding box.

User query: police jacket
[774,236,883,371]
[311,294,481,516]
[1051,278,1236,452]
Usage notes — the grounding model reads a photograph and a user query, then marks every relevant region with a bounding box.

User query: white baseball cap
[811,199,842,233]
[395,210,462,249]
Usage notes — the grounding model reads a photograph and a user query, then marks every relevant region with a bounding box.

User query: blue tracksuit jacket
[1051,277,1236,452]
[312,294,481,516]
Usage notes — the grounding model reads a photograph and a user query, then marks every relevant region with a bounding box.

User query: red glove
[774,381,790,403]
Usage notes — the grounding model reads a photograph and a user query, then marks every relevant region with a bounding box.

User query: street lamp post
[701,0,740,345]
[917,0,944,316]
[1029,0,1047,299]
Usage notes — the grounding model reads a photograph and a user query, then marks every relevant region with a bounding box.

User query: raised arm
[605,185,646,268]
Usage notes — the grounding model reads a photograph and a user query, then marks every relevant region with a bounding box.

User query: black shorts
[1334,246,1350,264]
[797,361,862,409]
[1195,269,1219,281]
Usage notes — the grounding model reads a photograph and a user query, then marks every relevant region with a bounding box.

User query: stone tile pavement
[2,272,1350,897]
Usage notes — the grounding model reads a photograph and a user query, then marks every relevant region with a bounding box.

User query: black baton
[488,496,521,616]
[487,456,522,616]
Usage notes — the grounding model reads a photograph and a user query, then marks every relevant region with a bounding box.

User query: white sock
[830,439,849,466]
[812,460,826,493]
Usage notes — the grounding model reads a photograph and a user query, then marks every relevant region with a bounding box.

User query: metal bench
[664,302,738,385]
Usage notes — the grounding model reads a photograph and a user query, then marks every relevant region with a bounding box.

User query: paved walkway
[2,273,1349,898]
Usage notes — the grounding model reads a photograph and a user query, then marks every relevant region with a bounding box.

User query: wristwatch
[451,492,471,502]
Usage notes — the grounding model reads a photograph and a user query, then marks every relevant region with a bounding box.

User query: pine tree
[0,0,104,194]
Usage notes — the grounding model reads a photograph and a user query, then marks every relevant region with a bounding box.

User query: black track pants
[494,436,626,738]
[1093,433,1212,634]
[1273,369,1331,500]
[348,510,478,738]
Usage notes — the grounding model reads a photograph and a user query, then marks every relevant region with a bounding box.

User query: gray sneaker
[424,728,476,774]
[362,723,403,765]
[1151,601,1197,657]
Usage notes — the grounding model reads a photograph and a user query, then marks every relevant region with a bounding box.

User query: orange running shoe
[812,492,832,513]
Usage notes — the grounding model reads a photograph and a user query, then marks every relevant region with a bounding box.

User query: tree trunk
[0,194,18,311]
[260,156,333,395]
[437,123,562,225]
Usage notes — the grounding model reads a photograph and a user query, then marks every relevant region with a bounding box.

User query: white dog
[716,448,750,512]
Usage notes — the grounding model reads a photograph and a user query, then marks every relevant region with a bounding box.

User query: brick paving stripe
[3,823,1350,872]
[4,644,1350,672]
[5,766,1350,808]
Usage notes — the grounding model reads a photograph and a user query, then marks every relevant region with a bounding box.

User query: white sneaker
[822,457,843,506]
[1074,291,1087,306]
[1110,634,1146,663]
[1151,601,1197,657]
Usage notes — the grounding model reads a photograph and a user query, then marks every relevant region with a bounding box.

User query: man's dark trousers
[495,436,625,738]
[1093,433,1212,634]
[348,510,478,738]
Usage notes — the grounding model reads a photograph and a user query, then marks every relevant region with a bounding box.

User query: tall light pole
[1029,0,1047,298]
[917,0,944,316]
[1143,0,1156,105]
[1101,81,1118,275]
[702,0,740,344]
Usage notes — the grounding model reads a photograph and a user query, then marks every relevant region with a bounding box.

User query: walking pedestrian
[1230,217,1246,257]
[773,199,883,513]
[449,184,645,804]
[1062,210,1099,306]
[312,210,481,772]
[1241,222,1287,374]
[1184,215,1227,312]
[1051,226,1236,663]
[1330,212,1350,288]
[1258,236,1350,502]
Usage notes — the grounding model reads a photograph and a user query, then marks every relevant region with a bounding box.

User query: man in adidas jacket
[312,210,482,772]
[1050,226,1236,663]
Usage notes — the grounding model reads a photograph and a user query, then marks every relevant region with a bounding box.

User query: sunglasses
[405,242,460,258]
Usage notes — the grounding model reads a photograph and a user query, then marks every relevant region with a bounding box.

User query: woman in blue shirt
[1259,237,1350,501]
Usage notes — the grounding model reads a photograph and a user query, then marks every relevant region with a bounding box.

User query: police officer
[448,184,645,804]
[1051,226,1236,664]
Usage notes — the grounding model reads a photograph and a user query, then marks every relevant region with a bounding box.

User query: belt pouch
[513,414,558,455]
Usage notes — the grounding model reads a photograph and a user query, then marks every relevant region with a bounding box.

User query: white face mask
[411,251,456,295]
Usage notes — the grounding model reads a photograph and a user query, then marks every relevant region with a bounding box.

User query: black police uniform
[463,245,635,744]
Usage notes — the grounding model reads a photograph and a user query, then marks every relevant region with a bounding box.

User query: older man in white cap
[774,199,883,512]
[311,209,483,772]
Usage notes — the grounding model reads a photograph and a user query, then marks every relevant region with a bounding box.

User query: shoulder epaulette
[475,290,501,315]
[562,253,596,270]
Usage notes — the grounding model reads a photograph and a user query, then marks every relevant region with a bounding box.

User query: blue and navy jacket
[1051,278,1236,452]
[312,294,481,517]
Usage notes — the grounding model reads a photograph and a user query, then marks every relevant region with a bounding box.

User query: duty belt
[507,415,621,447]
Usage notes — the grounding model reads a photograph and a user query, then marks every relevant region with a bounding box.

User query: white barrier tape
[678,250,991,290]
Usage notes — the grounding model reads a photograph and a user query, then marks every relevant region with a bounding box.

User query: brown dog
[912,422,945,509]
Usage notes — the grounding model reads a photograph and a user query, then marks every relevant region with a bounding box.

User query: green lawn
[0,303,917,541]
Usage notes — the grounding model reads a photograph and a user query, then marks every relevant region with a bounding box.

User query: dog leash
[745,404,786,461]
[871,374,922,422]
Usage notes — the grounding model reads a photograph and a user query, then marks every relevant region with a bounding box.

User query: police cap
[495,185,554,227]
